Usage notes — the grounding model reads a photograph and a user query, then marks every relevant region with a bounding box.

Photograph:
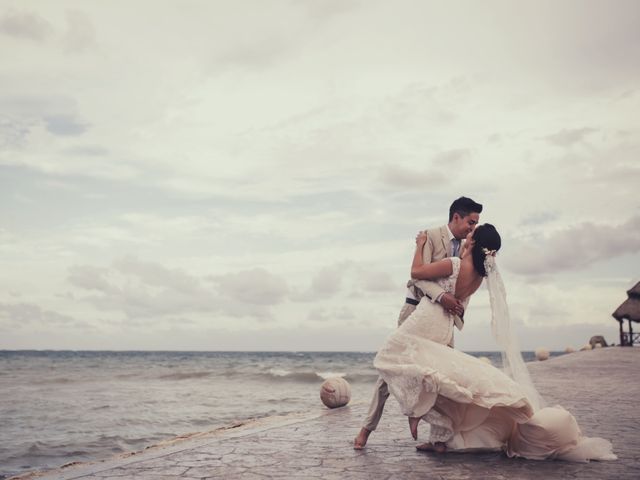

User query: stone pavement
[15,348,640,480]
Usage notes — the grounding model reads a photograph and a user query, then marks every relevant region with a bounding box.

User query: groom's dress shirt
[451,238,461,257]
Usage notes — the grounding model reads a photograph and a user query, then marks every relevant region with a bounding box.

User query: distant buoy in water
[535,348,550,361]
[320,377,351,408]
[564,346,575,353]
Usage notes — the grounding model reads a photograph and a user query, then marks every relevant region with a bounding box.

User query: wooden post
[629,319,634,347]
[620,319,625,346]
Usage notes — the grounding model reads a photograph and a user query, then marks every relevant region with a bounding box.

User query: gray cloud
[63,10,96,53]
[519,211,559,227]
[0,302,76,328]
[307,306,329,322]
[63,145,109,156]
[70,272,219,320]
[0,117,32,148]
[302,0,362,22]
[210,0,359,72]
[44,114,89,136]
[544,128,598,147]
[68,265,114,292]
[213,36,293,71]
[294,262,358,301]
[0,95,74,116]
[295,262,398,301]
[0,9,53,42]
[536,129,640,197]
[360,271,396,293]
[432,148,470,166]
[307,305,355,323]
[113,257,201,295]
[210,268,289,306]
[309,265,344,297]
[504,215,640,275]
[383,83,458,127]
[379,164,448,190]
[68,259,287,321]
[0,95,88,140]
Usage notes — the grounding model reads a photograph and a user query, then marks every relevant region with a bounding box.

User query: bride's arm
[459,230,475,259]
[410,232,453,280]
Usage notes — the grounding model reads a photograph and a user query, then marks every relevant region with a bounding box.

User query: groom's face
[451,212,479,239]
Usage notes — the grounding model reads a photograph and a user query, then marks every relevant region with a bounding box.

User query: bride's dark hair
[471,224,501,277]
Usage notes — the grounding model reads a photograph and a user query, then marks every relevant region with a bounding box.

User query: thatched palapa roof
[612,281,640,322]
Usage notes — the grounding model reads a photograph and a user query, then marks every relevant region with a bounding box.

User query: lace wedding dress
[374,257,616,461]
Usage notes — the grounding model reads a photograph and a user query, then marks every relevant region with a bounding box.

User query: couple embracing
[354,197,616,462]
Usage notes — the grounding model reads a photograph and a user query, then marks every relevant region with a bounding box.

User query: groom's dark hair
[449,197,483,222]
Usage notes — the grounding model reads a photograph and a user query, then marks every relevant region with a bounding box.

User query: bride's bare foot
[408,417,420,440]
[416,442,447,453]
[353,427,371,450]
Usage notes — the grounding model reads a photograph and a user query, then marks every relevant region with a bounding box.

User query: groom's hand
[440,293,464,316]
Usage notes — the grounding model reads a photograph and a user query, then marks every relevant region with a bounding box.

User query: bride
[373,224,616,461]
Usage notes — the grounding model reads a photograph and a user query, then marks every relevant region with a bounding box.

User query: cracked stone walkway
[14,348,640,480]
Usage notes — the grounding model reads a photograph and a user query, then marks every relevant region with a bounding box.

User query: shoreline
[10,409,334,480]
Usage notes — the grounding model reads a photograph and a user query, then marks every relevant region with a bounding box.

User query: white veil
[484,255,545,412]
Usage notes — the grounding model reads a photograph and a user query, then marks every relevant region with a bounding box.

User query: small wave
[91,434,155,449]
[157,371,213,381]
[37,377,76,385]
[268,368,291,377]
[260,370,378,383]
[344,373,379,383]
[261,370,349,383]
[266,397,298,404]
[272,371,319,382]
[26,441,50,455]
[316,371,346,380]
[262,371,320,383]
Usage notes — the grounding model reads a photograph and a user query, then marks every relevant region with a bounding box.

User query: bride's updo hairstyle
[471,224,501,277]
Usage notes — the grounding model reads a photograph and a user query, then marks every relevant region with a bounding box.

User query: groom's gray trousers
[362,301,454,432]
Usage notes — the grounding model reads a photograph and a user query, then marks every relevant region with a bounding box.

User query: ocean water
[0,350,558,478]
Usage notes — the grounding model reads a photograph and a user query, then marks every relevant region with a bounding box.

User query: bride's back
[454,256,483,300]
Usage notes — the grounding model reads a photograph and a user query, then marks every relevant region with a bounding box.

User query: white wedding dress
[374,257,616,461]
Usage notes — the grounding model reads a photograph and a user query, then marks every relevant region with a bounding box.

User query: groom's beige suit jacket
[362,224,463,432]
[408,225,464,330]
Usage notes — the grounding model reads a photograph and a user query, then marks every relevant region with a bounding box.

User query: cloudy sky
[1,0,638,351]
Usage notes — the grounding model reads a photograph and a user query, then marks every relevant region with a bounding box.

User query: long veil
[484,257,545,412]
[484,257,620,461]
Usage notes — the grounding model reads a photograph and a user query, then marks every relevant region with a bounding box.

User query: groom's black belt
[405,297,419,306]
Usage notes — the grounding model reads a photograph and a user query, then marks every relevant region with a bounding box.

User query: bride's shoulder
[457,257,479,280]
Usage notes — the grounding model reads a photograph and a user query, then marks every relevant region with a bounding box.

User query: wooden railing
[621,332,640,346]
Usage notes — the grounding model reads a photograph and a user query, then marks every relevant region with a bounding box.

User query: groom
[353,196,482,449]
